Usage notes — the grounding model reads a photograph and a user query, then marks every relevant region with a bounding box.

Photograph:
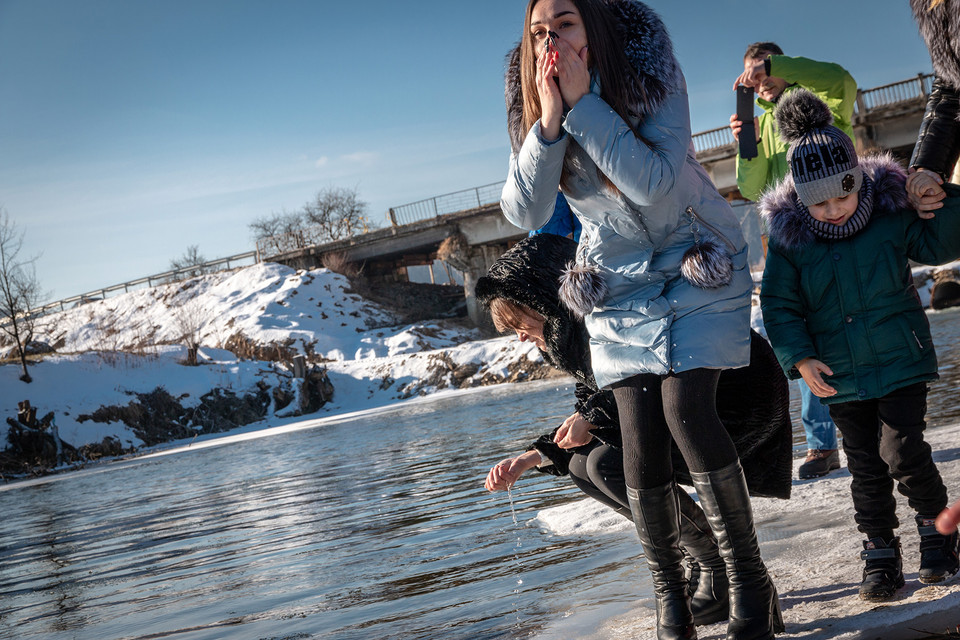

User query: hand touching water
[485,451,540,491]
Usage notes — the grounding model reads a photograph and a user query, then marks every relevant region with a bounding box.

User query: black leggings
[612,368,738,489]
[567,439,632,518]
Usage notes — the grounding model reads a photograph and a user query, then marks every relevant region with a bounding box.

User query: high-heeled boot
[627,482,697,640]
[678,490,730,625]
[690,461,784,640]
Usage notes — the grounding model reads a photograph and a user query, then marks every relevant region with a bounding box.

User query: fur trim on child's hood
[759,152,911,250]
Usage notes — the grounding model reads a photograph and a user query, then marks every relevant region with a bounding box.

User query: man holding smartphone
[729,42,858,481]
[730,42,858,202]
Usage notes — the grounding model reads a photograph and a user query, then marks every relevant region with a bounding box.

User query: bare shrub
[168,245,212,281]
[250,187,377,259]
[321,251,361,278]
[301,187,373,242]
[173,300,204,365]
[437,233,471,271]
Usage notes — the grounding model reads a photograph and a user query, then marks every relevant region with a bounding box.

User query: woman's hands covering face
[536,36,589,141]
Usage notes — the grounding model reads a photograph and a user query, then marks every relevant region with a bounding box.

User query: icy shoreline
[534,421,960,640]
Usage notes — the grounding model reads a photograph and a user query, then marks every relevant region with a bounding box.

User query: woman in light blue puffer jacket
[500,1,781,638]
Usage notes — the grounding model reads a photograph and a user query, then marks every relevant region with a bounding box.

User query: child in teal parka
[759,88,960,602]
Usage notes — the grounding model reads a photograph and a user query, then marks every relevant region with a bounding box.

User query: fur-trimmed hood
[759,153,911,250]
[475,234,597,388]
[911,0,960,90]
[504,0,681,153]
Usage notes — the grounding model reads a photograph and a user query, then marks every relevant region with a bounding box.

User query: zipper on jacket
[912,330,924,350]
[685,206,737,253]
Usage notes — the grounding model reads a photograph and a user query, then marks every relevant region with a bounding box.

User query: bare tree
[249,209,307,255]
[301,187,372,243]
[169,245,210,280]
[0,209,46,383]
[249,187,376,257]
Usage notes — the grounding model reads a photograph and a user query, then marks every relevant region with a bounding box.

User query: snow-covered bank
[533,421,960,640]
[0,263,552,474]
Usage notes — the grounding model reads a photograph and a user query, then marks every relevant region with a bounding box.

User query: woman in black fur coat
[476,233,793,630]
[909,0,960,215]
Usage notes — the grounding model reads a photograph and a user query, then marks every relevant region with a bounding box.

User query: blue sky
[0,0,933,300]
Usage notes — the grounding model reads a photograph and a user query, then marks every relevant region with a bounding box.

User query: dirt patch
[347,280,466,324]
[223,333,297,362]
[392,351,560,399]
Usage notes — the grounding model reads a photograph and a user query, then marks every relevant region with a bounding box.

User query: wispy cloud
[314,156,329,168]
[341,151,379,165]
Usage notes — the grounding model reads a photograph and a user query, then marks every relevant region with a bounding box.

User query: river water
[1,308,959,640]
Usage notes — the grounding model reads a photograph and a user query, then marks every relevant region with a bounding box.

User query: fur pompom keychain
[680,207,733,289]
[559,261,607,317]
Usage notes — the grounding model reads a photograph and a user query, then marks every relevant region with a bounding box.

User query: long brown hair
[518,0,646,192]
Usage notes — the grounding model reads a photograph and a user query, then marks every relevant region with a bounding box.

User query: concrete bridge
[261,74,935,326]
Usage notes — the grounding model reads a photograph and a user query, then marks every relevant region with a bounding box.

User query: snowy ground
[534,422,960,640]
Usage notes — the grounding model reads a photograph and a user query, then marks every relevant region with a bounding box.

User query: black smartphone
[736,85,758,160]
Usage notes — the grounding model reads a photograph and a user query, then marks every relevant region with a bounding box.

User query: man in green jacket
[730,41,858,480]
[730,42,859,202]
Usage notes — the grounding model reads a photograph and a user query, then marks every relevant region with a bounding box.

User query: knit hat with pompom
[776,88,861,206]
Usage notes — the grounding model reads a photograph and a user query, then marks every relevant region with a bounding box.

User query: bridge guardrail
[387,182,505,227]
[856,73,932,111]
[25,250,259,320]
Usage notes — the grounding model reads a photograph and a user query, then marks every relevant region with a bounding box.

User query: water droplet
[517,579,524,585]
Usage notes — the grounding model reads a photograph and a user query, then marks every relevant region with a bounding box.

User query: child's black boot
[859,536,904,601]
[916,514,960,584]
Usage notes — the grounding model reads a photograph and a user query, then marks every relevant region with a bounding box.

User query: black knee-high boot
[678,490,730,625]
[690,461,784,640]
[627,482,697,640]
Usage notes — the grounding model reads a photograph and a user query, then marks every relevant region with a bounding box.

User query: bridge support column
[462,243,509,330]
[439,233,512,330]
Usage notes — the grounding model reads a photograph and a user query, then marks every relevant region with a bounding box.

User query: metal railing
[856,73,932,111]
[29,250,259,317]
[257,227,339,262]
[692,126,736,154]
[388,182,505,227]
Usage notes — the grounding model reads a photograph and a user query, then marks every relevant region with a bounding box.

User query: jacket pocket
[897,314,929,360]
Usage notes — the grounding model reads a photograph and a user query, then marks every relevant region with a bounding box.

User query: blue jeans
[798,378,837,450]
